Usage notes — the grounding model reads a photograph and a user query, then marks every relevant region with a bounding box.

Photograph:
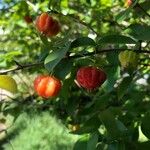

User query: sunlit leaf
[0,75,17,93]
[44,42,71,72]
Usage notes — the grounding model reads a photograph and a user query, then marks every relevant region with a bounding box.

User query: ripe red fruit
[35,12,60,37]
[34,75,61,98]
[24,16,33,24]
[76,66,107,90]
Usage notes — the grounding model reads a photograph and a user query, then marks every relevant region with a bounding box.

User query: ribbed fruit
[35,12,60,37]
[34,75,61,98]
[118,50,138,69]
[76,66,107,90]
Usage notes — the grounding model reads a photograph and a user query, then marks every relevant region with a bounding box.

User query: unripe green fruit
[0,75,17,93]
[118,50,138,69]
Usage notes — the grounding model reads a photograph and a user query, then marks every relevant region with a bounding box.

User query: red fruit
[34,75,61,98]
[126,0,132,6]
[35,12,60,37]
[76,66,107,90]
[24,16,33,24]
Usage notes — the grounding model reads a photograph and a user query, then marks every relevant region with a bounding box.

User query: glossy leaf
[54,59,73,80]
[72,116,100,134]
[99,109,128,140]
[73,135,89,150]
[137,141,150,150]
[98,35,137,44]
[115,0,138,22]
[44,42,70,72]
[108,141,125,150]
[115,8,131,22]
[104,66,120,92]
[71,37,96,48]
[87,132,99,150]
[117,76,133,99]
[94,92,110,110]
[126,24,150,41]
[141,114,150,139]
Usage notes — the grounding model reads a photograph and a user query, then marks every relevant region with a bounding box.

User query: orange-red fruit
[24,16,33,24]
[76,66,107,90]
[34,75,61,98]
[35,12,60,37]
[126,0,132,6]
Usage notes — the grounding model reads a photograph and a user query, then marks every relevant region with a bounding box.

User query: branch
[136,3,150,18]
[70,49,150,59]
[0,49,149,75]
[0,62,43,75]
[48,10,98,35]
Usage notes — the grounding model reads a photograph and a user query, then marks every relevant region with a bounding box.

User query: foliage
[0,0,150,150]
[1,111,78,150]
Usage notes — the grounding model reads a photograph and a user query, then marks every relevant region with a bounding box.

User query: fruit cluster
[34,66,107,98]
[21,12,108,98]
[7,11,140,99]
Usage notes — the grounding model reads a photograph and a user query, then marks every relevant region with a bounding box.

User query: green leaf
[137,141,150,150]
[4,51,22,61]
[94,93,110,110]
[115,0,138,22]
[87,132,99,150]
[108,141,125,150]
[103,51,120,91]
[40,35,51,46]
[86,0,91,5]
[117,76,133,99]
[98,35,137,44]
[72,116,101,134]
[104,66,120,92]
[54,59,73,80]
[73,135,89,150]
[106,51,119,65]
[141,113,150,139]
[71,37,96,48]
[115,8,132,22]
[96,143,106,150]
[126,24,150,41]
[100,0,112,7]
[99,109,128,140]
[140,1,150,12]
[129,124,139,142]
[0,75,17,93]
[44,42,71,72]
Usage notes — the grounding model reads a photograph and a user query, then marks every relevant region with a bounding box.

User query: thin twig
[136,3,150,18]
[70,49,150,59]
[48,10,98,35]
[0,93,15,101]
[0,62,43,75]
